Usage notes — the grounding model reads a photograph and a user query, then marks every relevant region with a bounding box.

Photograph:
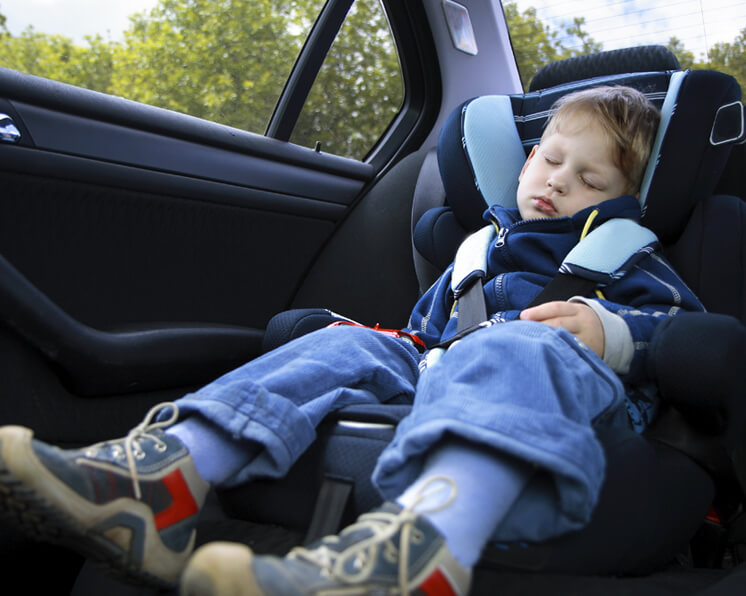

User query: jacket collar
[485,194,642,230]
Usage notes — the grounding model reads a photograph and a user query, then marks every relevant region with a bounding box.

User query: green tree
[666,36,696,70]
[290,0,403,157]
[667,30,746,91]
[503,2,600,90]
[564,17,603,56]
[0,0,402,159]
[110,0,312,133]
[706,27,746,92]
[0,27,115,91]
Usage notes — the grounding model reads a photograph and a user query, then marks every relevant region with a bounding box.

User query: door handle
[0,113,21,143]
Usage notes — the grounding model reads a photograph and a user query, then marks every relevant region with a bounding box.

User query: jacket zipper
[496,226,508,247]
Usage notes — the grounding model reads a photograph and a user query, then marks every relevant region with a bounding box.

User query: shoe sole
[181,541,266,596]
[0,426,190,589]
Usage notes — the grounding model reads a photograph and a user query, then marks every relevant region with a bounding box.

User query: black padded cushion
[513,71,672,149]
[643,71,742,244]
[412,206,468,272]
[529,45,681,91]
[666,194,746,323]
[435,102,495,232]
[261,308,345,353]
[648,311,746,440]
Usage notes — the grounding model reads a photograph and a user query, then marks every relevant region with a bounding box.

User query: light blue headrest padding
[562,219,658,276]
[638,71,686,208]
[462,96,527,209]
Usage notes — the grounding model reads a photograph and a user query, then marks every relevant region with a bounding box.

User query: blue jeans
[173,321,627,542]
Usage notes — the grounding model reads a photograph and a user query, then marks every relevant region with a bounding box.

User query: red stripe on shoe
[420,568,458,596]
[154,469,199,530]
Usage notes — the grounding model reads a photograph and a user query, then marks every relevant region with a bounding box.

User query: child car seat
[220,47,746,577]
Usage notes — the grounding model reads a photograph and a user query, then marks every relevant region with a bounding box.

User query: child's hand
[519,301,605,358]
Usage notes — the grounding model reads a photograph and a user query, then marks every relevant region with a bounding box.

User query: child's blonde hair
[542,86,660,195]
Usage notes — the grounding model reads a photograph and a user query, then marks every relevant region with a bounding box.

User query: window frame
[267,0,441,169]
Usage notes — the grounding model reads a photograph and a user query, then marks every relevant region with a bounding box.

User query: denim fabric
[170,320,627,542]
[171,325,421,486]
[373,321,627,541]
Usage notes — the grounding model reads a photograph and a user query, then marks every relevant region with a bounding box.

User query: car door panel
[0,70,373,398]
[11,102,368,205]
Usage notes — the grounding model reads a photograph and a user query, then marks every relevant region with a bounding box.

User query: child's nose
[547,174,567,195]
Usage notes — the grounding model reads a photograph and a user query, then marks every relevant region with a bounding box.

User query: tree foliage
[666,37,696,70]
[666,32,746,91]
[290,0,402,157]
[503,2,601,89]
[0,1,744,158]
[0,0,401,158]
[706,29,746,92]
[110,0,308,133]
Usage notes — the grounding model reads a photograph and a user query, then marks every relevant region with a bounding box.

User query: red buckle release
[326,320,426,351]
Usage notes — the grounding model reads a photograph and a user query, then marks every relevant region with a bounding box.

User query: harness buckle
[326,321,427,352]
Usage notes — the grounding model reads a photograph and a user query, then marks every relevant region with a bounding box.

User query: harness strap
[457,280,488,333]
[304,475,354,544]
[442,216,659,349]
[526,274,598,308]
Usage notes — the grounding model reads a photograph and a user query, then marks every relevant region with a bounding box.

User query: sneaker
[181,500,472,596]
[0,402,209,589]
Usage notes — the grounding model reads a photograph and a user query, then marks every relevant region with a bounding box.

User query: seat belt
[526,273,597,308]
[457,280,489,332]
[451,224,494,334]
[304,475,354,544]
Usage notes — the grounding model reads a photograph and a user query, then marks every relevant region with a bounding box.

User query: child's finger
[533,315,582,334]
[520,301,576,321]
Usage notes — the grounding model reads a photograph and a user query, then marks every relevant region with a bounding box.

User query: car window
[289,0,404,160]
[0,0,404,161]
[504,0,746,91]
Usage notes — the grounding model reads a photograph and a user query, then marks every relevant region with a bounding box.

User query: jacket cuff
[569,296,633,374]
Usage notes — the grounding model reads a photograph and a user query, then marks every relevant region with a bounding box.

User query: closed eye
[581,177,603,190]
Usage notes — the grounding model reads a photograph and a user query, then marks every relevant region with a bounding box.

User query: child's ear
[519,145,539,180]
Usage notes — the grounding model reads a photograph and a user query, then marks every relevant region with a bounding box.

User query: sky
[0,0,744,60]
[511,0,746,59]
[0,0,159,43]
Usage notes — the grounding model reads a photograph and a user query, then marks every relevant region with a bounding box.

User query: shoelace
[289,475,457,596]
[81,402,179,501]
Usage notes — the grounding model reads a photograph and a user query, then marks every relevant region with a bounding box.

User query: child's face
[516,119,630,221]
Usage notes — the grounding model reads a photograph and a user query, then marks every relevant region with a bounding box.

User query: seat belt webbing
[457,278,488,333]
[526,273,598,308]
[304,476,353,545]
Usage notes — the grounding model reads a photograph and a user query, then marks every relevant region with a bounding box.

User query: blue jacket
[406,195,704,387]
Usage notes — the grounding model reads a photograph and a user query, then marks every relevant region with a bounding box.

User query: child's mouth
[532,197,557,215]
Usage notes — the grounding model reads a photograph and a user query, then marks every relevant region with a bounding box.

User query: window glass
[503,0,746,91]
[0,0,323,135]
[290,0,404,160]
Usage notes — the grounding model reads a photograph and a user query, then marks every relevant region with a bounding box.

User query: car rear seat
[220,46,746,577]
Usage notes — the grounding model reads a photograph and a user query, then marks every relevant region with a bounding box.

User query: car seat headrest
[436,95,525,231]
[434,69,743,246]
[529,45,680,92]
